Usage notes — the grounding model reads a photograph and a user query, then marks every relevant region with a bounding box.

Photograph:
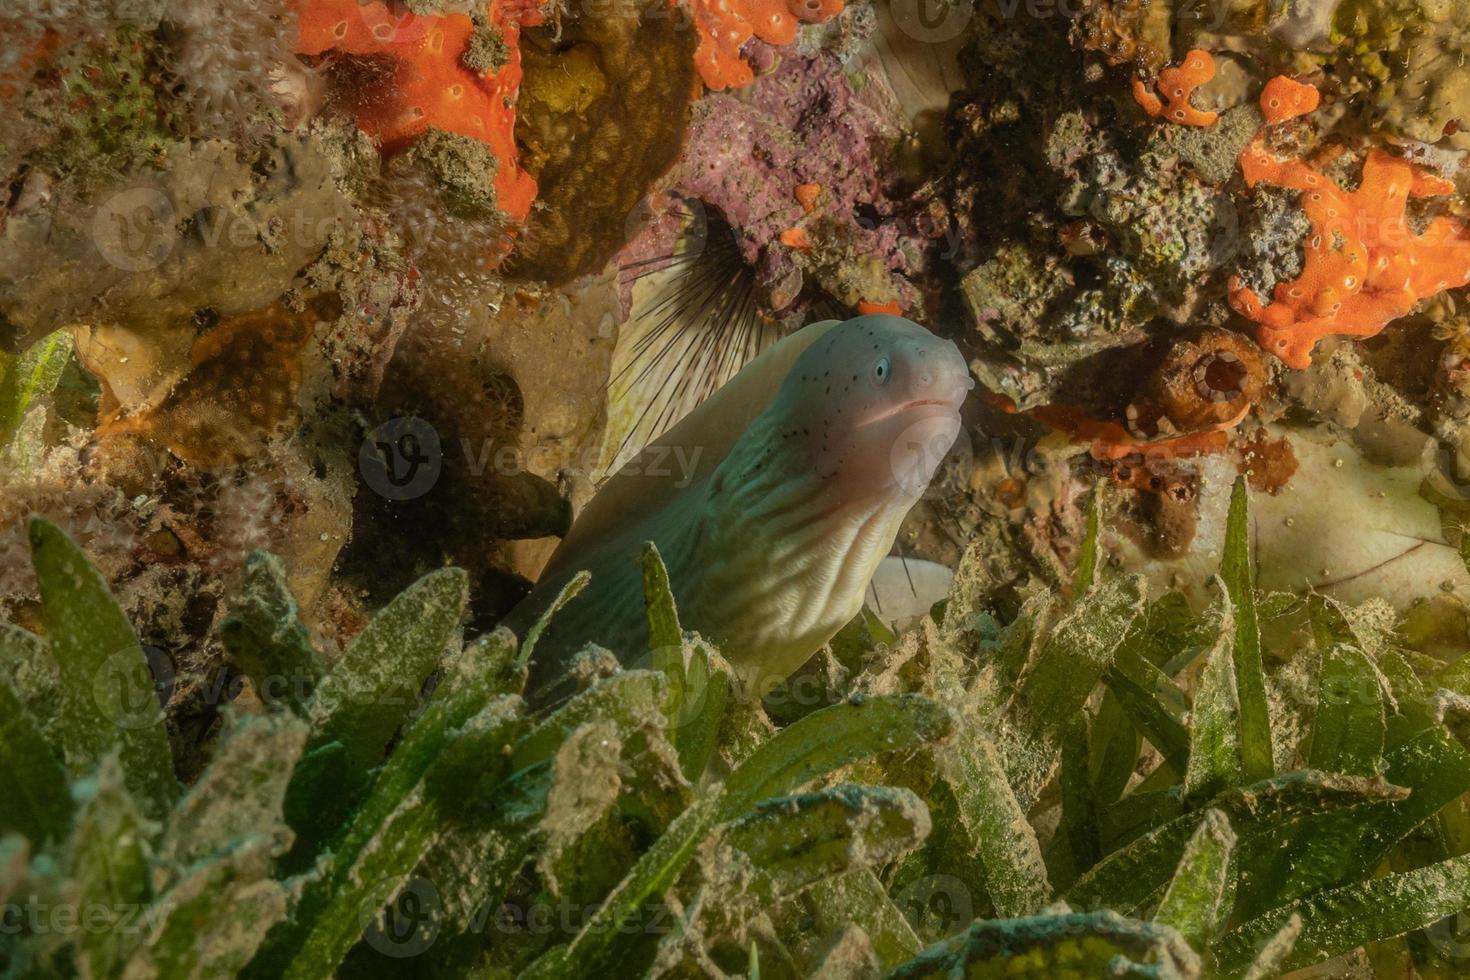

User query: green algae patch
[220,550,326,715]
[9,478,1470,977]
[29,518,177,818]
[1153,809,1236,950]
[890,911,1200,980]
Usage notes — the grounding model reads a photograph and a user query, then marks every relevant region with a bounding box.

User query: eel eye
[874,356,891,385]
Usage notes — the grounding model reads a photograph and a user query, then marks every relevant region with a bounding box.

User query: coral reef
[1141,327,1267,435]
[670,46,925,319]
[0,136,351,349]
[19,26,175,185]
[1332,0,1470,150]
[161,0,298,140]
[1069,0,1169,70]
[5,3,1470,977]
[90,304,320,469]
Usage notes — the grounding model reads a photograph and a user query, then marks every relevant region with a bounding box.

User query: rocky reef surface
[5,0,1470,976]
[4,0,1470,735]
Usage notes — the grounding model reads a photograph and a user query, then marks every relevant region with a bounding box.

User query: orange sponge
[1259,75,1320,125]
[1132,49,1218,127]
[1231,141,1470,368]
[294,0,537,222]
[689,0,843,90]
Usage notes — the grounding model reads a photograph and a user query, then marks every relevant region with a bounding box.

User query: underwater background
[6,0,1470,976]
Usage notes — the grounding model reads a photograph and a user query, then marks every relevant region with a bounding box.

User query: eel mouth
[900,397,958,411]
[860,396,964,428]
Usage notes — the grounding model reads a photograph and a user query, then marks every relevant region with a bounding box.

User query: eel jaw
[886,409,964,500]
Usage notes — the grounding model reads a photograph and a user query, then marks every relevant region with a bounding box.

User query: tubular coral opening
[293,0,537,223]
[1230,124,1470,368]
[1132,49,1218,127]
[688,0,843,91]
[1148,328,1267,434]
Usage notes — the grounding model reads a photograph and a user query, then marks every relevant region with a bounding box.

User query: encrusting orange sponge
[1259,75,1319,125]
[1231,133,1470,368]
[689,0,843,90]
[294,0,538,222]
[1132,49,1218,127]
[779,226,813,252]
[987,394,1240,463]
[794,182,821,214]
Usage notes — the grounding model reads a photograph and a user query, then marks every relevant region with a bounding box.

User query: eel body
[503,314,973,698]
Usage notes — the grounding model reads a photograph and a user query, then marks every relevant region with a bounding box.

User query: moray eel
[505,314,973,699]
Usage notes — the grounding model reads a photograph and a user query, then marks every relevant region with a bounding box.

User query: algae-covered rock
[961,242,1154,408]
[1291,0,1470,148]
[509,0,697,283]
[0,136,351,349]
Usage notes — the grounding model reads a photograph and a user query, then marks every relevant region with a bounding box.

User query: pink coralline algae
[670,50,922,315]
